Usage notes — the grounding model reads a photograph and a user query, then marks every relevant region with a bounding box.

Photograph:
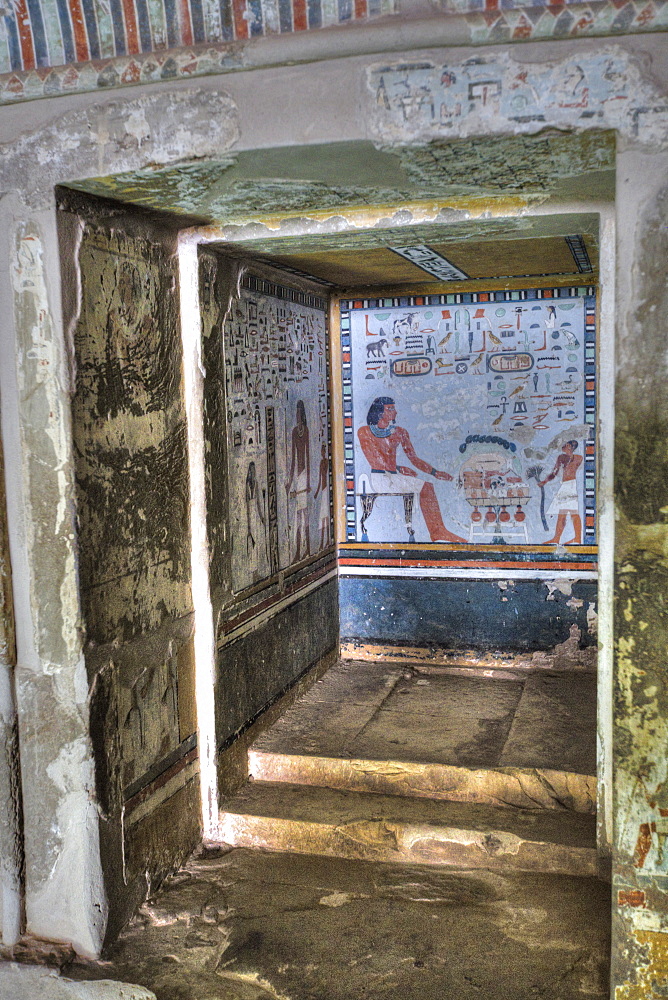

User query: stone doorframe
[0,32,666,994]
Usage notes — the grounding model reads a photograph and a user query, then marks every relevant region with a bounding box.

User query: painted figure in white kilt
[539,440,583,545]
[313,442,330,549]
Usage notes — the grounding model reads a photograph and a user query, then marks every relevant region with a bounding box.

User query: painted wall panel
[338,286,598,648]
[198,251,337,749]
[2,0,667,105]
[341,288,596,564]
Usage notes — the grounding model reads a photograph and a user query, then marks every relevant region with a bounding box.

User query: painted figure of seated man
[357,396,465,544]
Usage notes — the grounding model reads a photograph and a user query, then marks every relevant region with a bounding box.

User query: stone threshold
[249,750,596,815]
[218,781,599,879]
[340,637,596,673]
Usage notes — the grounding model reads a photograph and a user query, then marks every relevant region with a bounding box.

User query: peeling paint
[367,48,668,147]
[2,91,239,208]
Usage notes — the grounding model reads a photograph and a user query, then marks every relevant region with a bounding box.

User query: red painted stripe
[124,748,199,813]
[293,0,307,31]
[179,0,194,46]
[222,558,337,635]
[232,0,249,37]
[67,0,90,61]
[120,0,140,54]
[338,558,597,571]
[14,0,36,69]
[354,0,367,18]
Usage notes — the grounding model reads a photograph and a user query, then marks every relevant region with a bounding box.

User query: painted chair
[357,473,415,543]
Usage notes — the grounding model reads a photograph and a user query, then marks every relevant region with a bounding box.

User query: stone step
[249,750,596,814]
[218,781,599,878]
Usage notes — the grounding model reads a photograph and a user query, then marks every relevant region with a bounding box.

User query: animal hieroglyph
[366,338,388,358]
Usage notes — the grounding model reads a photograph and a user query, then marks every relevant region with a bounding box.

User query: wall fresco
[198,252,337,754]
[369,49,668,147]
[215,272,331,593]
[341,287,596,572]
[0,0,394,77]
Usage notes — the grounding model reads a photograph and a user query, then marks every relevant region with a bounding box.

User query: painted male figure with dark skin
[539,439,583,544]
[313,442,330,549]
[286,400,311,561]
[358,396,465,543]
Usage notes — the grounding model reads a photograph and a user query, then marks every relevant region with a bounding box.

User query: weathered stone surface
[64,205,200,944]
[0,962,156,999]
[611,156,668,993]
[253,658,596,774]
[500,671,597,774]
[249,751,597,813]
[63,848,611,999]
[219,781,598,876]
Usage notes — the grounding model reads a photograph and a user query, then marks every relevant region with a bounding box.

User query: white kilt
[294,469,309,513]
[547,481,579,516]
[369,471,422,496]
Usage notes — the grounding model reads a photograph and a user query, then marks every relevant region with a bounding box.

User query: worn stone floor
[21,652,606,1000]
[63,846,611,1000]
[253,658,597,774]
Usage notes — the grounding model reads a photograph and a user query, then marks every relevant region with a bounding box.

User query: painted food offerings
[342,290,596,548]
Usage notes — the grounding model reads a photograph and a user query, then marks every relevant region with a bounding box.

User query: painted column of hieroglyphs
[341,287,596,575]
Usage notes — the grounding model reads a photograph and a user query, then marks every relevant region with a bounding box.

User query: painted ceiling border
[1,0,666,105]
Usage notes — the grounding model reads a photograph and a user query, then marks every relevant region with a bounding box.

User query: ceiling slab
[62,132,614,229]
[211,227,599,290]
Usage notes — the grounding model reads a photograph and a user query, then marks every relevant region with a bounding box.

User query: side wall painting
[207,267,331,593]
[225,283,330,591]
[199,252,337,749]
[341,287,597,574]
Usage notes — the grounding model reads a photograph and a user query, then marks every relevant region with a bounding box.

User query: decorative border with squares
[339,284,597,574]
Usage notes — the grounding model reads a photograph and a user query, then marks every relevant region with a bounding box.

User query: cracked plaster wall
[0,27,665,993]
[60,195,204,945]
[610,150,668,998]
[0,87,239,956]
[0,431,22,949]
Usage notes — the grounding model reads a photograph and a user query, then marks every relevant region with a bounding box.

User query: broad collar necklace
[370,424,394,439]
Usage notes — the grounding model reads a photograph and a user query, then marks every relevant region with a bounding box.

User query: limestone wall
[61,198,201,943]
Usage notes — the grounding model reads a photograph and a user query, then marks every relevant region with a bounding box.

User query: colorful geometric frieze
[1,0,667,105]
[340,286,597,573]
[0,0,395,74]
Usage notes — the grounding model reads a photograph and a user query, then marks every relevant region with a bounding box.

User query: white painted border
[221,567,339,645]
[177,233,220,841]
[595,205,616,857]
[339,566,597,580]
